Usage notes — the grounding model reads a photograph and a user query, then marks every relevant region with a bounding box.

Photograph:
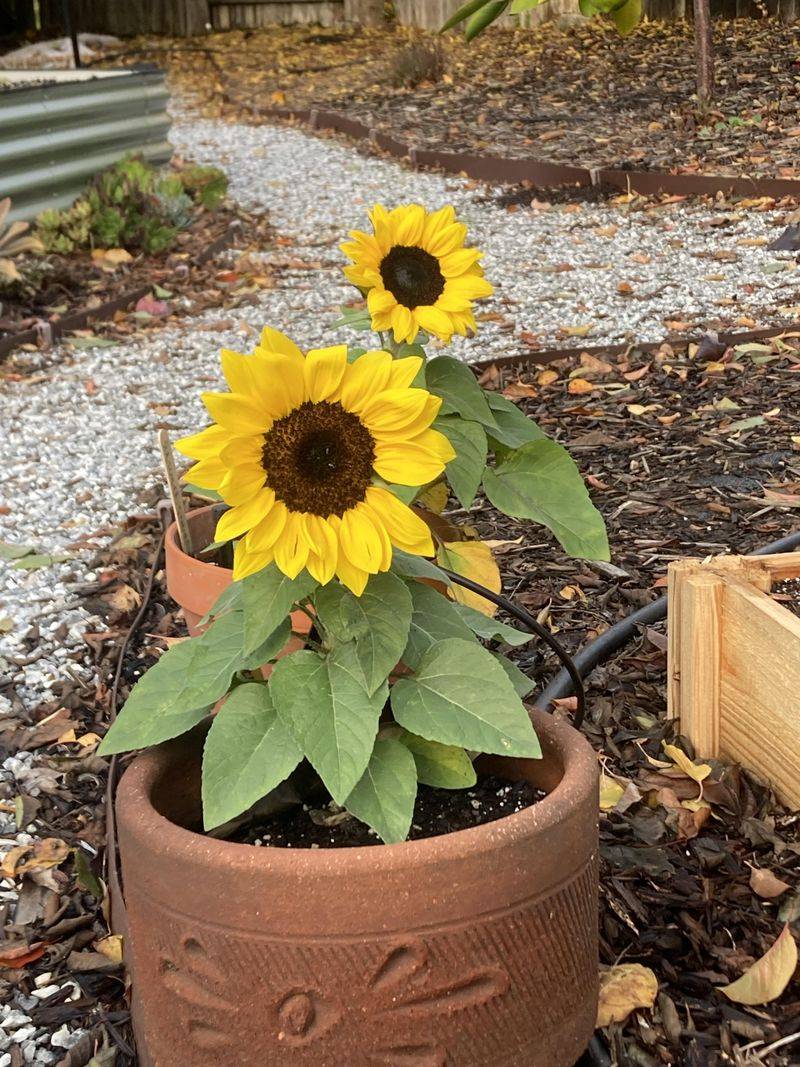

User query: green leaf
[13,553,70,570]
[426,356,495,427]
[485,392,546,451]
[202,683,302,829]
[391,638,541,757]
[398,729,477,789]
[239,617,292,671]
[67,334,118,349]
[440,0,490,30]
[97,610,246,755]
[453,603,532,646]
[492,652,535,698]
[182,483,222,502]
[465,0,508,39]
[314,573,412,694]
[510,0,545,10]
[482,439,610,561]
[609,0,641,33]
[196,580,242,628]
[330,305,373,331]
[344,738,417,844]
[0,542,37,560]
[403,581,476,669]
[437,416,487,509]
[391,549,452,586]
[241,565,317,657]
[270,644,384,804]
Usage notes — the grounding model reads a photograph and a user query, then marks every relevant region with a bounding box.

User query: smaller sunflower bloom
[341,204,493,345]
[176,327,455,595]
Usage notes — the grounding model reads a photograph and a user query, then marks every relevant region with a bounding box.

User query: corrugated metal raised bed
[0,67,171,224]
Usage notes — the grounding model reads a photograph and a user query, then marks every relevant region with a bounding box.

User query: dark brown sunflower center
[261,401,375,517]
[379,245,445,309]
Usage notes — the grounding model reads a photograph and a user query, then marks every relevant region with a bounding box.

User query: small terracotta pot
[164,504,310,662]
[115,710,599,1066]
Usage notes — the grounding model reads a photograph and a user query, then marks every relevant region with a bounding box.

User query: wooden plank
[756,553,800,582]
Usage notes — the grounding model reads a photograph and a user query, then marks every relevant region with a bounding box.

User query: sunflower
[341,204,493,345]
[176,327,455,595]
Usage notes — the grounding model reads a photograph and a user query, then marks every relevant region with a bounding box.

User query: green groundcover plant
[99,203,609,844]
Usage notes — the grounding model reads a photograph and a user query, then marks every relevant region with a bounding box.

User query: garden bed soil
[772,576,800,617]
[0,202,273,351]
[153,20,800,180]
[232,776,545,849]
[7,331,800,1063]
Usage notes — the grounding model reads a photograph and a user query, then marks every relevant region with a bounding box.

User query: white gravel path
[0,114,798,1060]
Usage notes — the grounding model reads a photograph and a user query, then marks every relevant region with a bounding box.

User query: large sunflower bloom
[341,204,493,345]
[176,327,454,595]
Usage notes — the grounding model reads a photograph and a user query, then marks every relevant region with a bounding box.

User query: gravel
[0,116,797,1057]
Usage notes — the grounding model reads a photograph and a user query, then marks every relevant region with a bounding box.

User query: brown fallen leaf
[0,838,69,880]
[502,381,537,398]
[0,942,47,969]
[580,352,614,374]
[568,378,595,395]
[749,867,792,899]
[597,963,658,1027]
[720,925,797,1005]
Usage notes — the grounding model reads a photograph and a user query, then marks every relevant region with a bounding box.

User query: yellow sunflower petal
[421,205,456,247]
[392,204,426,245]
[258,326,303,363]
[339,505,384,573]
[305,345,348,403]
[390,305,415,343]
[387,355,423,390]
[185,457,227,489]
[413,305,455,341]
[365,487,435,556]
[359,387,434,435]
[371,394,441,442]
[202,392,271,435]
[219,463,266,506]
[306,549,337,587]
[273,512,310,579]
[247,499,288,552]
[367,287,396,314]
[338,350,393,411]
[445,275,494,299]
[215,488,275,543]
[373,439,448,486]
[440,248,483,277]
[427,222,468,258]
[359,501,392,571]
[175,423,233,460]
[220,435,263,466]
[409,426,457,463]
[250,350,306,418]
[233,539,274,582]
[334,552,370,597]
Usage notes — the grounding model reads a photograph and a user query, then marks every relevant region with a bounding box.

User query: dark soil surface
[0,203,273,349]
[772,576,800,617]
[153,21,800,179]
[232,776,544,849]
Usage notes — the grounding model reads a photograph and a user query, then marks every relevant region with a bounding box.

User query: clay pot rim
[165,507,230,577]
[117,708,596,871]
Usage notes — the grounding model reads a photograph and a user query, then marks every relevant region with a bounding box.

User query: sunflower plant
[99,204,609,845]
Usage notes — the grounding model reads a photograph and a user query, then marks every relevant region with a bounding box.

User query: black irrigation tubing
[537,527,800,710]
[439,566,587,731]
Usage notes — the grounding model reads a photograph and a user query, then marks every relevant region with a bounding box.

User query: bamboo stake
[158,429,194,557]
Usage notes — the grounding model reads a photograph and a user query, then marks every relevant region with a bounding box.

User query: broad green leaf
[510,0,546,10]
[579,0,598,11]
[202,683,302,829]
[441,0,490,30]
[482,439,610,561]
[403,581,476,669]
[241,564,317,656]
[485,392,546,451]
[270,644,384,804]
[12,552,70,570]
[314,573,412,694]
[330,305,373,331]
[398,729,477,789]
[465,0,508,39]
[426,356,495,427]
[453,603,532,646]
[239,617,292,671]
[182,483,223,502]
[97,611,246,755]
[391,638,541,758]
[492,652,535,698]
[344,737,417,844]
[391,549,451,586]
[0,542,37,560]
[609,0,641,33]
[197,580,242,628]
[437,416,487,509]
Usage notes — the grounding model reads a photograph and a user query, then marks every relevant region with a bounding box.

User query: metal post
[61,0,81,69]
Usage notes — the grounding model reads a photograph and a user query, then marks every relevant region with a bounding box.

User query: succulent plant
[0,197,44,285]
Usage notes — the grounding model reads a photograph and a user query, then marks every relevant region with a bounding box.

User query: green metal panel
[0,68,172,223]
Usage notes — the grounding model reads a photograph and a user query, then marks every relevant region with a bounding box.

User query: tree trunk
[693,0,715,102]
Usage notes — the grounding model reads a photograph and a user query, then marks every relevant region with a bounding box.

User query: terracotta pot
[164,504,310,659]
[115,709,599,1067]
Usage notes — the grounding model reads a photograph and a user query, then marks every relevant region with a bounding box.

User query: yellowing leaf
[0,837,69,879]
[568,378,595,395]
[536,369,559,386]
[597,963,658,1027]
[599,771,625,812]
[721,926,797,1005]
[418,481,449,514]
[95,934,124,964]
[437,540,500,617]
[662,743,712,784]
[562,324,594,338]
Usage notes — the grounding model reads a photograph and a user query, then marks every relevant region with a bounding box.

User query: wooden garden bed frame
[668,552,800,810]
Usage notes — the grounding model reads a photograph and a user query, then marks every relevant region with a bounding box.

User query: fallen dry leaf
[599,771,625,812]
[597,963,658,1027]
[749,867,792,899]
[720,925,797,1005]
[0,837,69,880]
[568,378,595,395]
[662,743,712,785]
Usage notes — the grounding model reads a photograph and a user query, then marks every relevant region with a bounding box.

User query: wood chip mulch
[4,335,800,1064]
[152,20,800,180]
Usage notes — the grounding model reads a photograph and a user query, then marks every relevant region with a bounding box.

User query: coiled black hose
[537,528,800,709]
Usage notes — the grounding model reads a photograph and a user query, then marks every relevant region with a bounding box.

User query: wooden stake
[158,430,194,557]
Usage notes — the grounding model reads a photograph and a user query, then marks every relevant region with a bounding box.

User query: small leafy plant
[35,156,228,257]
[99,204,609,845]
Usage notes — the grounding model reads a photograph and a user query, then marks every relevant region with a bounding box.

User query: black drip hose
[439,567,587,729]
[537,528,800,710]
